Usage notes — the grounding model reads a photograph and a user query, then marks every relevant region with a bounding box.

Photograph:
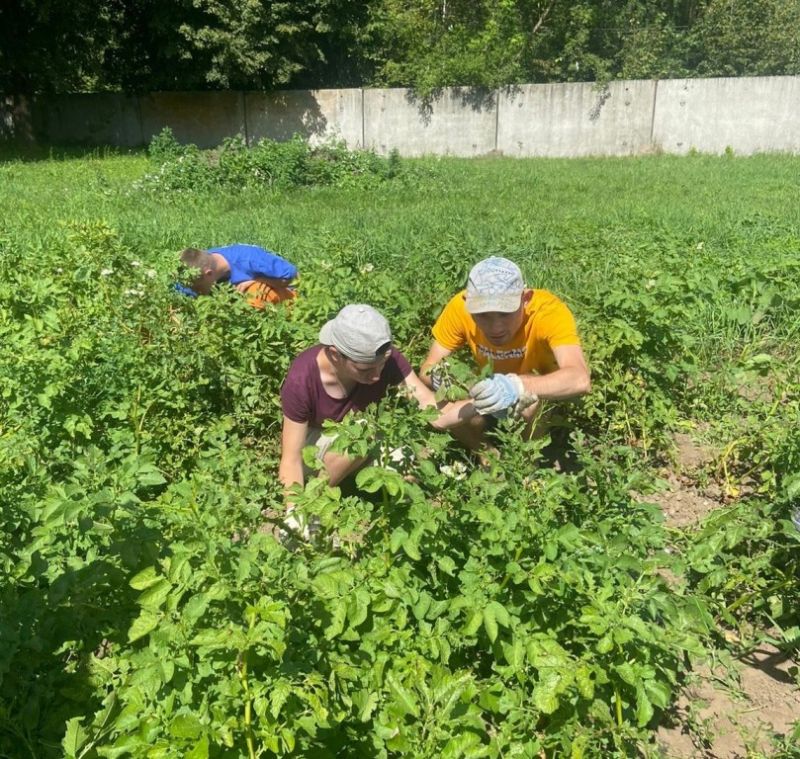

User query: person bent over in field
[420,256,590,449]
[177,243,298,307]
[279,304,477,533]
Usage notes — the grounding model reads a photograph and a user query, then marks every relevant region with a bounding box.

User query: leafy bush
[147,126,192,163]
[136,133,414,194]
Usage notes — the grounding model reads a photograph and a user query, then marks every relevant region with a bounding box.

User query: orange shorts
[241,278,298,309]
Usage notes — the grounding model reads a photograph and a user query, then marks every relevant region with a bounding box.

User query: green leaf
[402,535,421,561]
[137,578,172,610]
[325,598,347,640]
[533,671,561,714]
[644,679,671,709]
[185,737,209,759]
[636,687,654,726]
[129,566,161,590]
[62,718,88,757]
[463,609,483,636]
[169,714,202,740]
[390,527,408,554]
[128,610,159,643]
[347,590,370,628]
[354,690,379,722]
[575,665,595,699]
[615,661,638,686]
[385,673,419,717]
[483,606,499,643]
[271,680,291,719]
[486,600,510,627]
[436,555,457,576]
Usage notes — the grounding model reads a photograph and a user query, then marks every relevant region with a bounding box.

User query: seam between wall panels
[649,79,659,148]
[494,89,499,152]
[136,95,144,147]
[242,92,249,147]
[361,88,365,149]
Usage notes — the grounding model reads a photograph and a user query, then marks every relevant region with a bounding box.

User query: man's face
[338,351,391,385]
[189,266,217,295]
[473,303,526,346]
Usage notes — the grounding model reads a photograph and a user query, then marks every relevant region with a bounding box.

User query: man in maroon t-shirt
[279,304,476,502]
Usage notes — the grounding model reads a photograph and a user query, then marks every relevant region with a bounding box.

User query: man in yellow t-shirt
[420,256,590,447]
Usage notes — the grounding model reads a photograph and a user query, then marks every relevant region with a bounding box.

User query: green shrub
[136,133,412,194]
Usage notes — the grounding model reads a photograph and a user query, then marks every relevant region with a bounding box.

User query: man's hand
[280,509,319,545]
[429,365,452,392]
[469,374,537,418]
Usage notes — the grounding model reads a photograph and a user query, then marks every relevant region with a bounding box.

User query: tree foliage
[1,0,798,93]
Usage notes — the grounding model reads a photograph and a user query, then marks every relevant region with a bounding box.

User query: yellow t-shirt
[431,289,580,375]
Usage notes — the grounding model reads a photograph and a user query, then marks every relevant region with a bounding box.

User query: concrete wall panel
[246,89,362,147]
[653,76,800,155]
[139,92,244,148]
[497,81,655,157]
[363,88,497,157]
[32,94,142,146]
[0,96,36,143]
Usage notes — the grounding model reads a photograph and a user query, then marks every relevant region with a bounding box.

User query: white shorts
[302,428,338,479]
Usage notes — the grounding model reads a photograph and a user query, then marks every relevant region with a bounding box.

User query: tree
[0,0,114,92]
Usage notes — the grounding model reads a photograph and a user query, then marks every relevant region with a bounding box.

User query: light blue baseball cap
[320,304,392,363]
[465,257,525,314]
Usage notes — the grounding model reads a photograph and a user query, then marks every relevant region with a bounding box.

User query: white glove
[280,510,319,544]
[469,374,536,418]
[429,365,451,392]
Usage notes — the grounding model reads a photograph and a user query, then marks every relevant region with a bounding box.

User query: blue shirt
[209,244,297,284]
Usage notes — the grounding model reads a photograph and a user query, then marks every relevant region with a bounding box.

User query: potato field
[1,138,799,758]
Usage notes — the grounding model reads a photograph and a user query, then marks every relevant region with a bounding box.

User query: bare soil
[643,432,724,528]
[656,644,799,758]
[649,432,799,756]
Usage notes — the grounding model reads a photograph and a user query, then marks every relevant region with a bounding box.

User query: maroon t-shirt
[281,345,413,426]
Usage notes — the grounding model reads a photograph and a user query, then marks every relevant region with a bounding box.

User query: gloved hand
[429,365,452,392]
[469,374,536,418]
[280,510,319,545]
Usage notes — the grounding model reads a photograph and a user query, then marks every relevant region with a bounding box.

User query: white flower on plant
[696,242,704,250]
[440,461,467,481]
[55,267,63,274]
[360,263,374,274]
[145,269,157,279]
[131,260,141,267]
[101,268,114,276]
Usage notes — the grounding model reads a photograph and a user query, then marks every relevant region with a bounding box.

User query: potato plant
[1,146,798,757]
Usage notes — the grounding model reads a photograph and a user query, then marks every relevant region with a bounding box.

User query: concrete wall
[139,92,245,149]
[2,76,800,157]
[652,76,800,155]
[32,93,143,147]
[246,89,362,147]
[363,88,497,157]
[497,81,656,157]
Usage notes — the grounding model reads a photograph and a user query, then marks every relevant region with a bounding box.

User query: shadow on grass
[0,142,145,163]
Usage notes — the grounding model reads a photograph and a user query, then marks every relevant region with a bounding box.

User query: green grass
[1,148,798,758]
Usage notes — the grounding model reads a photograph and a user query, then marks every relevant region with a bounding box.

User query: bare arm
[402,370,478,430]
[279,417,309,491]
[419,341,454,389]
[519,344,591,400]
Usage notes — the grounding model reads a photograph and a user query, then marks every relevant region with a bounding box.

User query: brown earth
[656,644,799,758]
[641,432,724,528]
[650,432,799,756]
